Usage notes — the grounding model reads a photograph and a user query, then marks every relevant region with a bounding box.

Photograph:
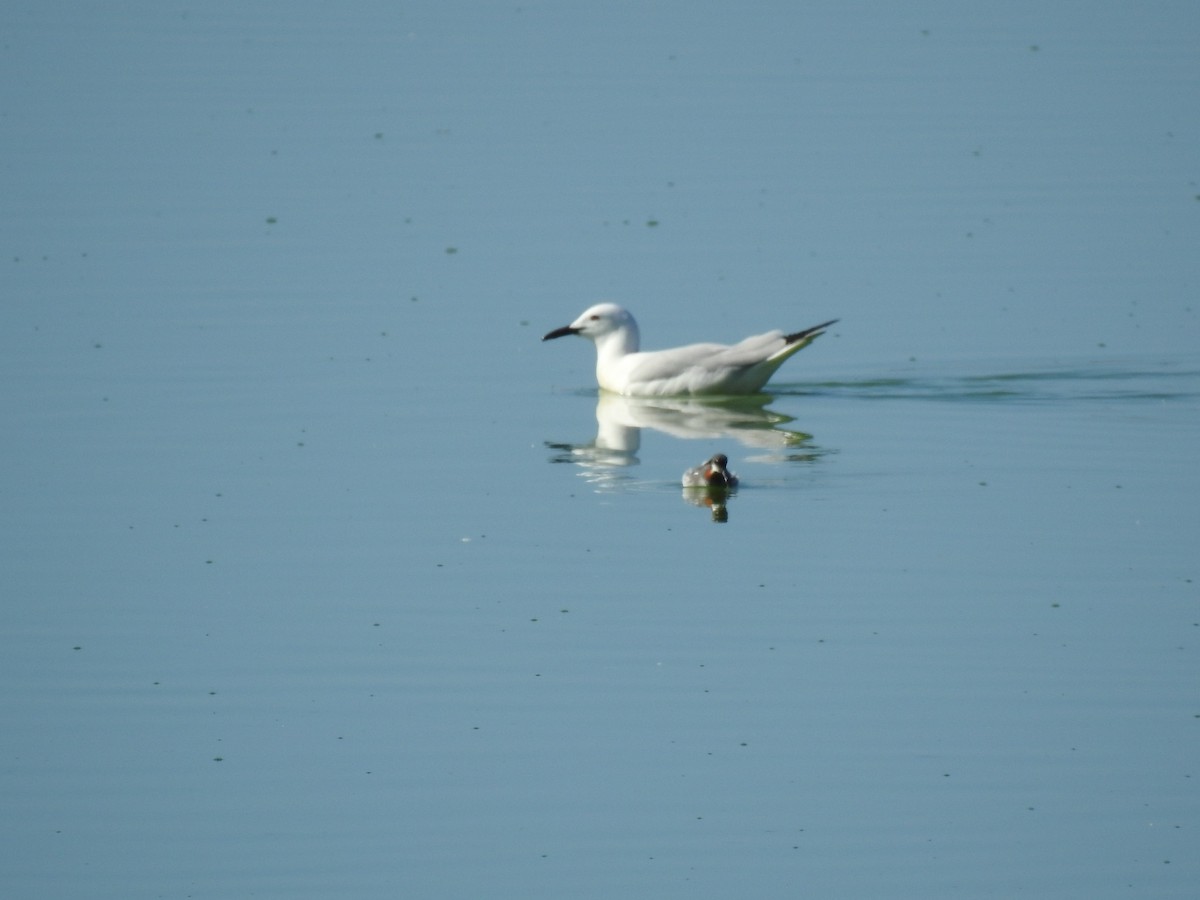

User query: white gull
[542,302,836,397]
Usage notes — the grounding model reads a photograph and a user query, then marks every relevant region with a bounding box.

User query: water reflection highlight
[546,392,819,469]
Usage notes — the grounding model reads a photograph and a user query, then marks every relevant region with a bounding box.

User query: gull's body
[542,303,836,397]
[682,453,739,488]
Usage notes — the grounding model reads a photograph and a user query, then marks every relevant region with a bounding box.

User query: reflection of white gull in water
[543,303,836,397]
[593,394,812,451]
[546,394,816,470]
[682,453,739,488]
[545,396,822,494]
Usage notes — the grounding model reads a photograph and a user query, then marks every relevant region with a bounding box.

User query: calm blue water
[2,3,1198,898]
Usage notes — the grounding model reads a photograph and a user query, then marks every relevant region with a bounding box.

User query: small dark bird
[682,453,739,488]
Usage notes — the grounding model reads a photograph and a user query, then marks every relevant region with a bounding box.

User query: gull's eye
[589,315,600,320]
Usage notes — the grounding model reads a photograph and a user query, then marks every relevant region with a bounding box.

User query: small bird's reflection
[681,485,736,523]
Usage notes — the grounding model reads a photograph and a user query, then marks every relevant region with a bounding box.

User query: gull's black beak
[542,325,579,341]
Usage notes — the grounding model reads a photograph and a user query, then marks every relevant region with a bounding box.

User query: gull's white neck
[595,320,639,356]
[592,320,639,392]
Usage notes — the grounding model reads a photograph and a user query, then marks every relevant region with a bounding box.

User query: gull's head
[542,303,637,344]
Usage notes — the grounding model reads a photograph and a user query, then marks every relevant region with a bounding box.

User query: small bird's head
[703,454,736,486]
